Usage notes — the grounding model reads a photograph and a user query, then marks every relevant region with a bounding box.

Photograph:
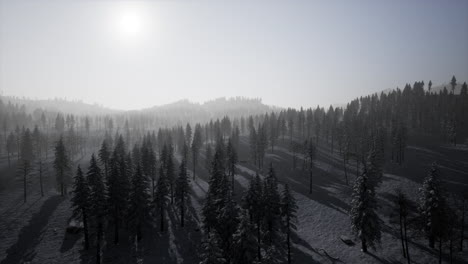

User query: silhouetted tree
[71,166,90,250]
[54,136,71,196]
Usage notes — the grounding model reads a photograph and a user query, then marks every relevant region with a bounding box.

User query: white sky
[1,0,467,110]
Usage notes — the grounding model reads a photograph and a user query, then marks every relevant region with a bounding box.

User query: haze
[1,0,467,110]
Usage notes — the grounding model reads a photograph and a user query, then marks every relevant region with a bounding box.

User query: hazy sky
[1,0,467,110]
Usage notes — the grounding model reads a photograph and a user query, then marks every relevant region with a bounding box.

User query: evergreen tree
[217,190,239,262]
[191,124,203,180]
[154,165,169,232]
[232,210,259,264]
[199,232,226,264]
[418,162,445,248]
[263,164,282,246]
[350,168,381,252]
[226,138,238,193]
[394,189,410,263]
[242,173,263,261]
[450,75,457,94]
[128,164,151,241]
[6,132,16,167]
[175,159,190,227]
[98,140,110,179]
[106,137,130,245]
[19,129,34,203]
[281,184,298,264]
[87,154,106,264]
[71,166,90,250]
[54,136,71,196]
[306,139,316,194]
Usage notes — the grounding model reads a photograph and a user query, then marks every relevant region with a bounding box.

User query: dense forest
[0,77,467,264]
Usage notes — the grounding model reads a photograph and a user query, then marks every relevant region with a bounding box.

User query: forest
[0,77,467,264]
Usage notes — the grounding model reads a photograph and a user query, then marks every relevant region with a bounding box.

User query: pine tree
[154,165,169,232]
[242,173,263,261]
[394,189,410,263]
[128,164,151,241]
[87,154,106,264]
[191,124,203,180]
[98,140,110,179]
[226,138,238,193]
[175,159,190,227]
[418,162,445,248]
[54,136,71,196]
[71,166,90,250]
[106,137,131,245]
[281,184,298,264]
[199,232,226,264]
[6,132,16,167]
[217,190,239,262]
[263,164,282,246]
[450,75,457,94]
[306,140,315,194]
[349,168,381,253]
[19,129,34,203]
[232,210,258,264]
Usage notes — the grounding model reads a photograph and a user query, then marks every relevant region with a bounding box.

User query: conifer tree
[242,173,264,261]
[87,154,106,264]
[394,189,410,263]
[226,138,238,193]
[54,136,71,196]
[281,184,298,264]
[199,232,226,264]
[71,166,90,250]
[232,210,258,264]
[350,168,381,253]
[263,164,282,246]
[217,189,239,262]
[306,139,316,194]
[106,137,131,245]
[128,164,151,241]
[418,162,445,248]
[154,165,169,232]
[98,140,110,179]
[6,132,16,167]
[191,124,203,180]
[19,129,34,203]
[175,159,190,227]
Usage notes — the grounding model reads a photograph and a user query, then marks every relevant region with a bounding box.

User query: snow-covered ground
[1,136,467,263]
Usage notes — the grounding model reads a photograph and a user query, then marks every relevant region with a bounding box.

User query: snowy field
[1,136,468,264]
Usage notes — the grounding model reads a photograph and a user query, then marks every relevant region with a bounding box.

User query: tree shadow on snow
[0,195,64,264]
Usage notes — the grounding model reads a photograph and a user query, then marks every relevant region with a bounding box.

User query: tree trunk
[193,155,196,180]
[439,238,442,264]
[404,216,410,264]
[96,221,102,264]
[23,163,28,203]
[160,207,164,232]
[39,162,44,197]
[450,238,453,264]
[181,196,185,227]
[7,153,10,168]
[429,235,435,248]
[257,217,261,262]
[287,220,291,264]
[309,167,313,194]
[152,179,155,199]
[342,155,348,185]
[461,199,465,252]
[361,238,367,253]
[61,182,64,196]
[399,213,406,258]
[82,210,89,250]
[114,212,119,245]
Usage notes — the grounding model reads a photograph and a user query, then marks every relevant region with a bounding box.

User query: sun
[119,11,143,36]
[111,3,149,39]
